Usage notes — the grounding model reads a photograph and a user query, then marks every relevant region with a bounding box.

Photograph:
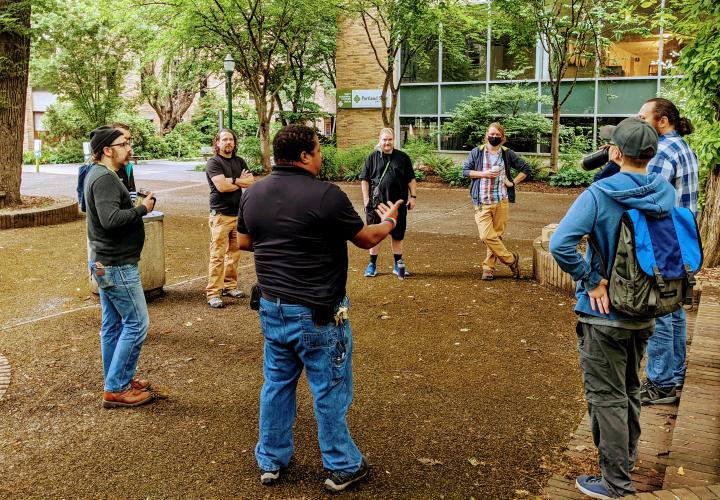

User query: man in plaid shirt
[637,97,700,405]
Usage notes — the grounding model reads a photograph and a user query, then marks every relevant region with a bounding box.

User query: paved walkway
[545,284,720,499]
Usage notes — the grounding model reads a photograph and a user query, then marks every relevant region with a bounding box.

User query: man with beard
[205,129,255,308]
[84,126,158,408]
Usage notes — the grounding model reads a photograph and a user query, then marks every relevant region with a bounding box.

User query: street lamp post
[223,53,235,131]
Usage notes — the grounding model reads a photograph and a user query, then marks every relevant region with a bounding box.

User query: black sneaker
[641,380,677,405]
[324,457,369,492]
[260,469,280,485]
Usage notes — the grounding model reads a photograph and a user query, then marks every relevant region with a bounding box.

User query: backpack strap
[683,263,696,306]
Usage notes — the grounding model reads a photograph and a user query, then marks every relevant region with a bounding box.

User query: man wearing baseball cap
[550,118,676,498]
[84,126,158,408]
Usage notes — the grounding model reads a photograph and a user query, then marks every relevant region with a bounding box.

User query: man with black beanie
[84,125,158,408]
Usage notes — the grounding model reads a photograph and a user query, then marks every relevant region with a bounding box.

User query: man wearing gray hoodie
[550,118,676,499]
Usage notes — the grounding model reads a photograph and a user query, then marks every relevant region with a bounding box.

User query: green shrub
[549,167,594,187]
[23,151,38,164]
[162,122,206,160]
[336,143,375,181]
[237,136,263,174]
[111,109,164,159]
[401,136,436,164]
[45,138,85,164]
[435,160,469,187]
[43,102,93,140]
[558,125,593,170]
[413,168,426,182]
[319,145,340,180]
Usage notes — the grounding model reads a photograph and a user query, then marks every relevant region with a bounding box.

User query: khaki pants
[206,213,241,299]
[474,200,513,271]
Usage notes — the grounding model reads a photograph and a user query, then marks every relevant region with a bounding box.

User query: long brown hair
[213,129,238,156]
[645,98,694,136]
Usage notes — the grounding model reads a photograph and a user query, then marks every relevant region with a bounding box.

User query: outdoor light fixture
[224,53,235,131]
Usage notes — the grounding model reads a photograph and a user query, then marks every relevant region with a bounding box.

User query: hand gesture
[375,199,404,221]
[141,192,156,212]
[588,279,610,315]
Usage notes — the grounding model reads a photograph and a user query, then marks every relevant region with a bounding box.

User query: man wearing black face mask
[461,122,532,280]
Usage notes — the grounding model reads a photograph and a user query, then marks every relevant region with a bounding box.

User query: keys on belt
[334,305,349,326]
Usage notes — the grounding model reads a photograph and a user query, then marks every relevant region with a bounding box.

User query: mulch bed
[0,196,56,213]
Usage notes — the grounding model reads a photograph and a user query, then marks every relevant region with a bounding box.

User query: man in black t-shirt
[205,128,254,308]
[237,125,402,492]
[359,127,417,279]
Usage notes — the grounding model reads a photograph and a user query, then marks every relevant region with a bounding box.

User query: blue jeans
[645,309,686,388]
[90,263,149,393]
[255,296,363,474]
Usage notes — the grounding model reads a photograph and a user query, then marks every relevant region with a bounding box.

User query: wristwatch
[410,195,417,198]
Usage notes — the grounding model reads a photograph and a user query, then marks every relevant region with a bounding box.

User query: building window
[489,35,535,80]
[400,117,438,147]
[440,117,473,151]
[401,41,439,83]
[443,39,487,82]
[33,112,47,132]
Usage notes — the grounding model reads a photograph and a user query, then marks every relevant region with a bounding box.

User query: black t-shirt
[206,154,249,215]
[237,165,364,309]
[359,149,415,206]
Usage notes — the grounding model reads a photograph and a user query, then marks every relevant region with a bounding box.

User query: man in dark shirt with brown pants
[237,125,402,492]
[205,128,254,308]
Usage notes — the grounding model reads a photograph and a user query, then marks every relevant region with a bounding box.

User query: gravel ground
[0,179,586,499]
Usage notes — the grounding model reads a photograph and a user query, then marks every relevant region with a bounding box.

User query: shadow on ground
[0,181,585,498]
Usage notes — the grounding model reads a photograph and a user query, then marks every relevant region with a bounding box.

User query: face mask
[488,136,502,147]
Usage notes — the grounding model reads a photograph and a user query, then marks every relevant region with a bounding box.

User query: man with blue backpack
[550,117,691,498]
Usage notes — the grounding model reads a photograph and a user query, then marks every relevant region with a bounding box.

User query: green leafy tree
[128,6,213,136]
[139,49,211,136]
[494,0,643,169]
[0,0,31,207]
[343,0,468,128]
[166,0,336,171]
[443,79,553,147]
[673,0,720,266]
[31,0,131,128]
[275,3,337,126]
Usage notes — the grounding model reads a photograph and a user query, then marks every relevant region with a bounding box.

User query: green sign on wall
[337,89,385,109]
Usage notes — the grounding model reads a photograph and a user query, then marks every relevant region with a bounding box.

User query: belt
[261,291,300,305]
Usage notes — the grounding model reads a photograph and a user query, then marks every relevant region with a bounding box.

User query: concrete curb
[0,353,10,401]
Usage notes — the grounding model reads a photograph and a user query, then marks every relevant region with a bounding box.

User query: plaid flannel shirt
[646,131,699,215]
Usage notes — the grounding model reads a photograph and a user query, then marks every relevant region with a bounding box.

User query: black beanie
[89,126,124,158]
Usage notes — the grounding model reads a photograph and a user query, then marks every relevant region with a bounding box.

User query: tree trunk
[0,1,30,208]
[274,95,287,126]
[258,118,272,173]
[699,164,720,268]
[254,98,272,173]
[550,101,561,171]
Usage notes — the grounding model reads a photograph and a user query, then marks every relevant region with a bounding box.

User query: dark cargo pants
[576,321,654,498]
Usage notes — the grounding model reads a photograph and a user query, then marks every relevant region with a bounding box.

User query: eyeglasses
[108,140,133,149]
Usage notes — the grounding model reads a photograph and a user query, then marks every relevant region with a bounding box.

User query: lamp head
[223,53,235,74]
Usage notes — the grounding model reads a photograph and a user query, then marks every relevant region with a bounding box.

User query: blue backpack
[592,207,703,318]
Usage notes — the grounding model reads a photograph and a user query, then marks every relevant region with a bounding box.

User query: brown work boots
[102,386,155,409]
